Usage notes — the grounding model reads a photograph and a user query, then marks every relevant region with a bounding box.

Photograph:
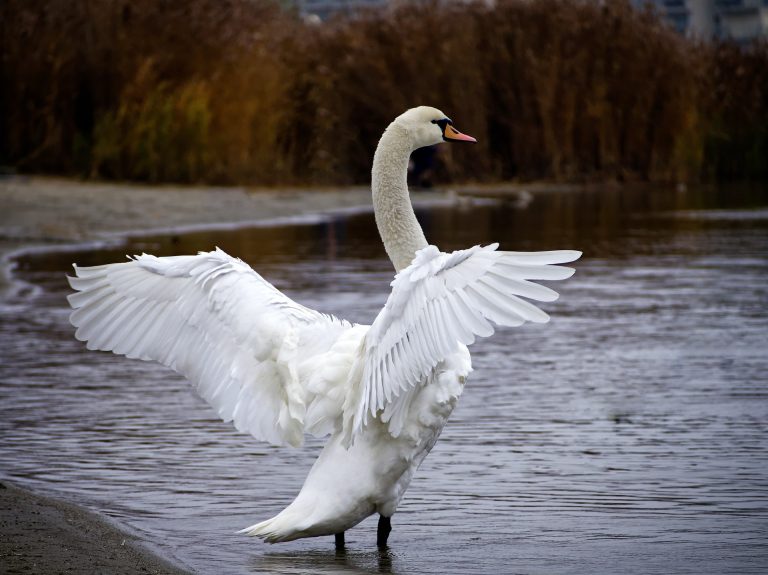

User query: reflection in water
[253,548,397,575]
[1,185,768,574]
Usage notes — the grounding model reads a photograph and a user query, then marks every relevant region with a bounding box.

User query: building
[635,0,768,41]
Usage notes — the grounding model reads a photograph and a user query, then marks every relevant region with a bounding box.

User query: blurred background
[1,0,767,187]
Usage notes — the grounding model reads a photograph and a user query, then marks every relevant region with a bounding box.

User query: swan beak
[443,124,477,143]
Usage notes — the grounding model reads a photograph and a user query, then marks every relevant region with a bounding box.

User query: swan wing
[67,247,359,447]
[348,243,581,435]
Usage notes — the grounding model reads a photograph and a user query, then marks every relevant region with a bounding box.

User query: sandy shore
[0,481,190,574]
[0,177,379,244]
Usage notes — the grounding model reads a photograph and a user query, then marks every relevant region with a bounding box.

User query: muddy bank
[0,481,191,574]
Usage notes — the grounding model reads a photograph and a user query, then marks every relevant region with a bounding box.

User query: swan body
[67,106,581,546]
[247,346,469,542]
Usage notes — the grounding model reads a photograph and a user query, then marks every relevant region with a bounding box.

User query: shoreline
[2,175,562,298]
[0,176,366,297]
[0,480,191,574]
[1,176,477,298]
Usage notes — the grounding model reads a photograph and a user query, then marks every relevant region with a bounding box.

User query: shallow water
[1,185,767,574]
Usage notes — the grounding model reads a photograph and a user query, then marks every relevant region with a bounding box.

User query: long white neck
[371,123,429,272]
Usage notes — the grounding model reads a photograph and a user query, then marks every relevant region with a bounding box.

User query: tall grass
[1,0,766,185]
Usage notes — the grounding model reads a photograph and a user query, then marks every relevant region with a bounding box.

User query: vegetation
[1,0,766,185]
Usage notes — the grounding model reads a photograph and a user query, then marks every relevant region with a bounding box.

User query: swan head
[394,106,477,150]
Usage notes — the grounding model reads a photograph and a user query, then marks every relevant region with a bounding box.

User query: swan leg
[376,515,391,548]
[335,532,345,550]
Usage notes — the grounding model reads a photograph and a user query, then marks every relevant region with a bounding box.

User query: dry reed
[1,0,766,185]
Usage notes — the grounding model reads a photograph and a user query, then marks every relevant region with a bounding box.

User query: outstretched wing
[348,243,581,435]
[68,248,359,447]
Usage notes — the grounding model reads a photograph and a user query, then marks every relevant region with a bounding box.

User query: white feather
[69,106,581,544]
[351,243,581,435]
[68,249,358,447]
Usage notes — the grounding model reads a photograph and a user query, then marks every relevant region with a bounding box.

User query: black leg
[377,515,391,548]
[335,531,345,550]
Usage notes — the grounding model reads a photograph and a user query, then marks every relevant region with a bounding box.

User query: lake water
[1,185,767,574]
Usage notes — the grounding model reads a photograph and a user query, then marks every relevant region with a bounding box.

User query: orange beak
[443,124,477,143]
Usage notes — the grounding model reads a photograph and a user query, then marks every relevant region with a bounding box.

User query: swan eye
[431,118,452,133]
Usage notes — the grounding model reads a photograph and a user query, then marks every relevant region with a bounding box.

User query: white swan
[67,106,581,548]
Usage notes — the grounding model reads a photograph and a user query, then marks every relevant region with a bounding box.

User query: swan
[67,106,581,549]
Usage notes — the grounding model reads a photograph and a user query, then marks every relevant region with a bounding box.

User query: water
[1,185,767,574]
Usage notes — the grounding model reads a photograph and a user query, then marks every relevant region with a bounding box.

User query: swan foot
[377,515,391,548]
[335,532,345,550]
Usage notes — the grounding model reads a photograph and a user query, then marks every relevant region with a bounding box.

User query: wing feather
[496,262,575,280]
[68,248,362,447]
[348,244,580,437]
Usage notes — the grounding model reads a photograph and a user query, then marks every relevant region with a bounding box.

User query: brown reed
[1,0,766,185]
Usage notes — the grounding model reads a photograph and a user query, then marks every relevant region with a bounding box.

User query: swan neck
[371,124,428,272]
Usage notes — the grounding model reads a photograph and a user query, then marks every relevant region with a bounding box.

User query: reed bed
[1,0,766,185]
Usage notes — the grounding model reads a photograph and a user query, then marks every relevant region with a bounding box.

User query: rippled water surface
[2,185,767,574]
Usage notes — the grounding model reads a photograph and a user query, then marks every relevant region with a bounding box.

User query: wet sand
[0,481,190,574]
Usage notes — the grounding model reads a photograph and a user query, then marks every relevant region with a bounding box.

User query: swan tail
[238,516,281,543]
[238,508,309,543]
